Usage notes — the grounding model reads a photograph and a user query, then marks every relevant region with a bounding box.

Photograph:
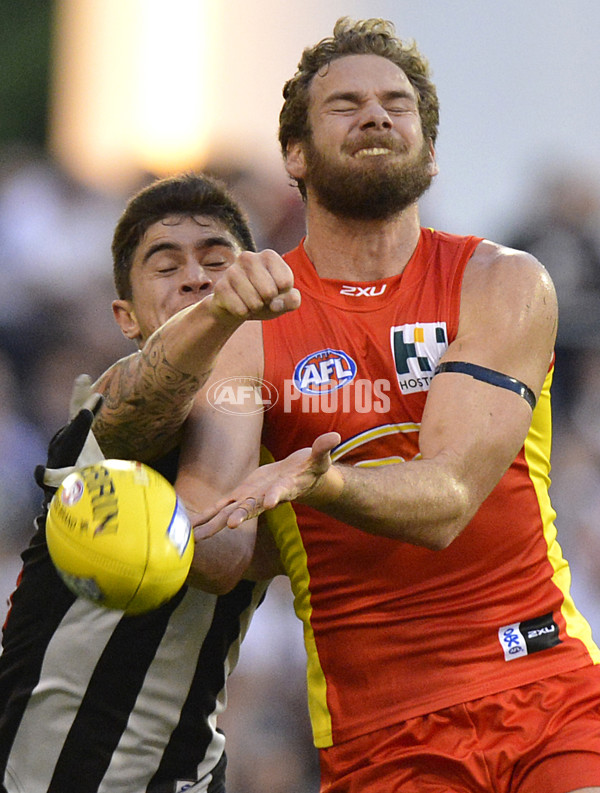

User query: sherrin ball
[46,459,194,615]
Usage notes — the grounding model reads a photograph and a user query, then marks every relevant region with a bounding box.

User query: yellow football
[46,459,194,615]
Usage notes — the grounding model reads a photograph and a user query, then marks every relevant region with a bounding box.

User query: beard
[302,135,434,221]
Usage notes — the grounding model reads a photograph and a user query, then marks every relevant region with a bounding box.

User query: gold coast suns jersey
[261,228,600,748]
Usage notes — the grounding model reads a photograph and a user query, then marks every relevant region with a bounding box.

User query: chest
[262,294,453,463]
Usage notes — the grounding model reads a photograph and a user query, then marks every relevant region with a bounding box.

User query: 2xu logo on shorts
[498,612,561,661]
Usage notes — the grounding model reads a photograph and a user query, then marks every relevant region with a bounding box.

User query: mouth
[353,147,393,158]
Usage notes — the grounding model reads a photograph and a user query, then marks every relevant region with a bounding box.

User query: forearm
[187,522,256,594]
[93,299,244,461]
[242,516,286,580]
[302,458,473,550]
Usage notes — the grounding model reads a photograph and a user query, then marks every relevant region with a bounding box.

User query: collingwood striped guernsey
[0,453,267,793]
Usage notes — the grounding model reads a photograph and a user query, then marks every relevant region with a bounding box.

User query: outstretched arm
[195,432,342,537]
[193,243,558,551]
[92,250,300,461]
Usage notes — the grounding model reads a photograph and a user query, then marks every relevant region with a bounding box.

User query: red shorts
[319,665,600,793]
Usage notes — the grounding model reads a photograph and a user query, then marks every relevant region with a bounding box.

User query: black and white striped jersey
[0,514,268,793]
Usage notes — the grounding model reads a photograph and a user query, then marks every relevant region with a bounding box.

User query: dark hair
[112,172,256,299]
[279,17,440,197]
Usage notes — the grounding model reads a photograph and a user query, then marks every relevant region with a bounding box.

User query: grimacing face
[286,54,438,219]
[112,215,242,344]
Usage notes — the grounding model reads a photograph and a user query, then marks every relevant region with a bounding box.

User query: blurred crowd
[1,144,600,792]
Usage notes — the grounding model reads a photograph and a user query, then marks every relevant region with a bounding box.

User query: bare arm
[175,321,267,592]
[243,517,287,580]
[195,243,558,550]
[92,250,300,462]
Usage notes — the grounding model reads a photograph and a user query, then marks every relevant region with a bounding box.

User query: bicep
[419,368,533,510]
[176,402,264,509]
[175,323,265,590]
[175,320,265,509]
[419,243,557,504]
[445,241,557,399]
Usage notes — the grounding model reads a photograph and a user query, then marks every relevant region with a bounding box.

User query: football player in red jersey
[183,18,600,793]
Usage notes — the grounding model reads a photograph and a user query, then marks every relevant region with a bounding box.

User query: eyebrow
[324,89,417,105]
[142,235,237,265]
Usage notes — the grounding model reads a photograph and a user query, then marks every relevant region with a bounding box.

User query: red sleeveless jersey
[261,228,599,748]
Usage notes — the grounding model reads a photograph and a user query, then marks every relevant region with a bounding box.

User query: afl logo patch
[293,349,357,394]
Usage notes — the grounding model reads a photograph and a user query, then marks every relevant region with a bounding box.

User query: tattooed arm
[92,334,201,461]
[92,250,301,462]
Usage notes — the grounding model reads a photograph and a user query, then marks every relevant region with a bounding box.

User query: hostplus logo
[391,322,448,395]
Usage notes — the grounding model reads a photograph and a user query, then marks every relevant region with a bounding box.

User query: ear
[112,299,142,342]
[285,140,307,180]
[427,140,439,177]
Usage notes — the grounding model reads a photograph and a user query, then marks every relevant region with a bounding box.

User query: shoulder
[456,240,557,374]
[466,239,555,293]
[462,239,557,319]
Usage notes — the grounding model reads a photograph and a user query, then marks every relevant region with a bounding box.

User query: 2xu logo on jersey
[498,612,561,661]
[339,284,387,297]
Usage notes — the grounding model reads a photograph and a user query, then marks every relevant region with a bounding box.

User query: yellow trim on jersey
[523,368,600,662]
[260,446,334,747]
[354,456,411,467]
[331,422,420,463]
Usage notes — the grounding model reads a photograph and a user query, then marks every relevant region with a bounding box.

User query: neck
[302,198,422,281]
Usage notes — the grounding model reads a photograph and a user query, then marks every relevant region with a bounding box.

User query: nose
[359,101,392,131]
[180,263,213,295]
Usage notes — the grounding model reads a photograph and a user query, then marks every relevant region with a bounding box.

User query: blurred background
[1,1,600,790]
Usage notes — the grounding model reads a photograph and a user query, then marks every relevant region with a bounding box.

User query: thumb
[68,374,103,419]
[311,432,341,461]
[268,288,301,315]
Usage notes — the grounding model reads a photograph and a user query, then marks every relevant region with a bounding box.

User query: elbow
[421,527,460,552]
[185,536,255,595]
[419,480,473,552]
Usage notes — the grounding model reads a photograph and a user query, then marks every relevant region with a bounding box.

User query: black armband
[434,361,536,410]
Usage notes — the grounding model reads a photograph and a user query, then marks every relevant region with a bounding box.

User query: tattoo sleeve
[93,333,203,461]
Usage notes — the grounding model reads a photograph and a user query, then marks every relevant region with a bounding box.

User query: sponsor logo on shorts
[498,612,561,661]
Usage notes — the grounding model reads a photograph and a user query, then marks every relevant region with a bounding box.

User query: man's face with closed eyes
[112,215,242,344]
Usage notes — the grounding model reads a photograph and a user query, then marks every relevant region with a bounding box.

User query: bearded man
[184,17,600,793]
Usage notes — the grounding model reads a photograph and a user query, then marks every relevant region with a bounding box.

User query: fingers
[69,374,103,419]
[193,512,230,539]
[188,494,233,526]
[213,250,299,320]
[192,497,263,539]
[192,432,342,539]
[268,287,301,314]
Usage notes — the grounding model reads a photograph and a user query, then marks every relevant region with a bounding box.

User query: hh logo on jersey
[391,322,448,395]
[293,349,357,394]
